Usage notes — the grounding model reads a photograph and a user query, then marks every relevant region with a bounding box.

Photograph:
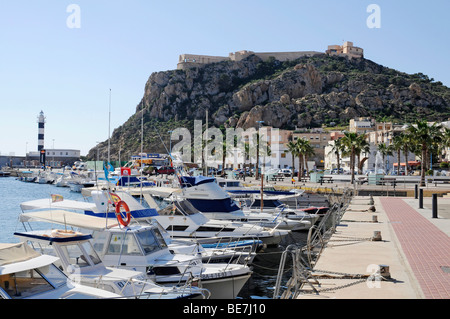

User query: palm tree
[407,120,443,186]
[399,132,412,175]
[302,142,316,176]
[377,142,392,174]
[391,134,404,176]
[442,128,450,162]
[295,138,312,181]
[243,142,250,181]
[295,138,306,181]
[286,140,298,179]
[340,132,360,184]
[355,134,370,174]
[254,131,271,179]
[327,138,344,173]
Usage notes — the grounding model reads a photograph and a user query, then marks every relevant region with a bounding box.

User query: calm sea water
[0,176,84,244]
[0,176,306,299]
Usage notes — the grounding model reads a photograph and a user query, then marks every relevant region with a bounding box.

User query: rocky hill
[86,54,450,160]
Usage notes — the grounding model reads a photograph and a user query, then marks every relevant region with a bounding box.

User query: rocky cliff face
[87,54,450,159]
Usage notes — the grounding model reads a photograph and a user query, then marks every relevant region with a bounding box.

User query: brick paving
[380,198,450,299]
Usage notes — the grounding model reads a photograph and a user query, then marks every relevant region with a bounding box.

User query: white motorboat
[0,242,121,299]
[215,177,305,200]
[67,171,97,192]
[55,172,70,187]
[154,199,290,246]
[14,230,209,299]
[242,195,321,227]
[18,208,253,299]
[19,191,258,265]
[172,176,312,231]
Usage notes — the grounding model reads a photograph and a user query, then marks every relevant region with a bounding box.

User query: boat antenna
[152,125,184,186]
[108,88,111,164]
[152,125,170,155]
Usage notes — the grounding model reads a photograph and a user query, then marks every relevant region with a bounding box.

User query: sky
[0,0,449,157]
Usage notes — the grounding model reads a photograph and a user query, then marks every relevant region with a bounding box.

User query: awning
[393,161,421,167]
[19,210,120,231]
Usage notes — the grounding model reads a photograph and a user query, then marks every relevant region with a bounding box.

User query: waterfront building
[26,149,81,168]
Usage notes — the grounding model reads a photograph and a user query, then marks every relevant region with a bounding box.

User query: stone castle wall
[177,42,362,69]
[177,50,323,70]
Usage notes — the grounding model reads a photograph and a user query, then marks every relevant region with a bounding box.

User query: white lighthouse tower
[37,110,46,151]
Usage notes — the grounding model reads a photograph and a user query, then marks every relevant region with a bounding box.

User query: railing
[273,188,353,299]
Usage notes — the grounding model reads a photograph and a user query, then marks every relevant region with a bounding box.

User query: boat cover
[180,176,215,187]
[0,242,40,266]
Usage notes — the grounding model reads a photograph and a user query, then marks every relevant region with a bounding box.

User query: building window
[281,153,286,158]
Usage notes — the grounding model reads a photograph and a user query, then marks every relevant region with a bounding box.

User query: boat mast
[108,88,111,164]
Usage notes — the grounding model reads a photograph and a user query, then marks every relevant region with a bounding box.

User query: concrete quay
[296,195,450,299]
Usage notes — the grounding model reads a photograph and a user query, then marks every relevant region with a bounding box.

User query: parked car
[278,169,292,177]
[331,168,344,174]
[155,166,175,175]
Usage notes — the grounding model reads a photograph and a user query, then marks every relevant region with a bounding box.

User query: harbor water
[0,176,84,244]
[0,176,306,299]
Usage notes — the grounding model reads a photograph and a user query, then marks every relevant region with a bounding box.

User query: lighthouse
[37,110,46,151]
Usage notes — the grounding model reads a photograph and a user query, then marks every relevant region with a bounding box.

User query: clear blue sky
[1,0,449,157]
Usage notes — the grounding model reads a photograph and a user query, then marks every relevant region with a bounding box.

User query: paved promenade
[296,194,450,299]
[380,197,450,299]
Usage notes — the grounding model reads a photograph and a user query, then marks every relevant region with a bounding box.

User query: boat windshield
[135,229,167,255]
[0,264,67,299]
[251,199,283,208]
[59,242,102,268]
[106,232,143,256]
[157,200,200,216]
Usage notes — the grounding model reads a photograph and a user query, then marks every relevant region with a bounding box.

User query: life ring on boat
[115,200,131,227]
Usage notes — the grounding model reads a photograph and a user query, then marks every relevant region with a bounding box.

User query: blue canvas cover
[180,176,215,187]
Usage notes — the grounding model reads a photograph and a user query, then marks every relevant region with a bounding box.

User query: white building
[26,149,81,167]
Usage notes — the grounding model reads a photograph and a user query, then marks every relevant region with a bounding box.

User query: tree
[286,140,298,179]
[327,138,344,173]
[355,134,370,174]
[340,132,360,184]
[391,134,404,176]
[407,120,443,186]
[294,138,313,181]
[399,132,412,175]
[302,142,316,176]
[377,142,392,174]
[442,128,450,161]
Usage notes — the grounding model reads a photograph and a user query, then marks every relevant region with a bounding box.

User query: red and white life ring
[115,200,131,227]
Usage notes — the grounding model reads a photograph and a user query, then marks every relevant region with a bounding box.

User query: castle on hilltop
[177,41,364,70]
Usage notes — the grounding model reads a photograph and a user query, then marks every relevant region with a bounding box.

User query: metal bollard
[372,231,382,241]
[414,184,418,199]
[432,193,438,219]
[379,265,391,279]
[419,188,423,209]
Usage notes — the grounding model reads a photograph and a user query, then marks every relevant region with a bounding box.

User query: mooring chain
[295,268,370,294]
[328,235,373,242]
[299,278,367,294]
